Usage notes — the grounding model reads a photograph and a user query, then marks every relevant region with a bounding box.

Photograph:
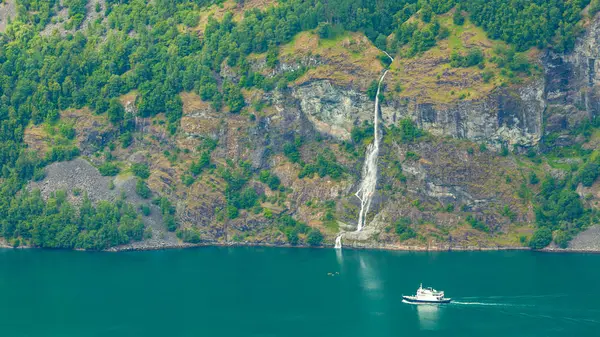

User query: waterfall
[355,69,389,232]
[334,53,393,249]
[334,234,342,249]
[382,51,394,61]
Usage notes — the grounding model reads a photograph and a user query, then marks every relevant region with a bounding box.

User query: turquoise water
[0,247,599,336]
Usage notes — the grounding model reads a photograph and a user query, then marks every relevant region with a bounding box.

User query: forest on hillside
[0,0,598,249]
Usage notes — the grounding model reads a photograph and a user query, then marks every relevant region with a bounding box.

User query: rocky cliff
[543,17,600,145]
[294,77,545,148]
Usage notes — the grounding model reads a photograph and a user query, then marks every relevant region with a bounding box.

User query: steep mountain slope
[0,0,599,251]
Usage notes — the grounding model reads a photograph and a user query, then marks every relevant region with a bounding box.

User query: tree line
[1,189,147,249]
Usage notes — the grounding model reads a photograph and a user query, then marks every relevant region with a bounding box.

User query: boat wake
[452,294,573,307]
[460,294,567,300]
[452,301,512,307]
[402,300,514,307]
[439,298,600,326]
[506,310,600,325]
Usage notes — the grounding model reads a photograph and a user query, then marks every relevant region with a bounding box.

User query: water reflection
[416,304,440,330]
[355,252,390,335]
[357,253,382,292]
[335,247,343,265]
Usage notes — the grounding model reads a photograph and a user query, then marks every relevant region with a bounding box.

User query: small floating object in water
[402,283,452,304]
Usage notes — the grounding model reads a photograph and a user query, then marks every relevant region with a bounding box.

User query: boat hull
[402,296,452,304]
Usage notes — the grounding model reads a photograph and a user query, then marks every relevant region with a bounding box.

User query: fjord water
[1,248,599,337]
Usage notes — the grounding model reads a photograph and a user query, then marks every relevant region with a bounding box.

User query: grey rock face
[292,81,373,140]
[290,78,544,147]
[543,14,600,142]
[567,225,600,251]
[383,80,545,147]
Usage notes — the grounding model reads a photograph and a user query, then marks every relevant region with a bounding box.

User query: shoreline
[2,239,600,254]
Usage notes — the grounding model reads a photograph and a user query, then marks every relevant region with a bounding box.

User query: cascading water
[334,235,342,249]
[335,54,393,250]
[355,69,389,232]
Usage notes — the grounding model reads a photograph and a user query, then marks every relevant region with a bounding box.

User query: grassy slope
[275,11,539,105]
[393,13,540,104]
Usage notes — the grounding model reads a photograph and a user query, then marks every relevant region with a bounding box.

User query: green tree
[131,163,150,179]
[266,46,279,68]
[98,163,120,176]
[528,228,552,249]
[140,204,151,216]
[453,10,465,26]
[107,99,124,125]
[316,22,332,38]
[466,215,489,232]
[306,228,324,246]
[554,230,572,249]
[164,214,178,232]
[120,133,133,148]
[395,217,417,240]
[482,70,495,83]
[182,175,195,186]
[529,172,539,185]
[190,152,211,175]
[375,34,388,50]
[286,229,299,245]
[366,80,379,100]
[227,205,239,219]
[177,228,201,243]
[580,163,599,187]
[223,81,245,113]
[420,5,433,23]
[135,179,151,199]
[283,142,300,163]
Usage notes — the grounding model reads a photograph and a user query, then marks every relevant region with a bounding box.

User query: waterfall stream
[335,54,393,249]
[334,235,342,249]
[354,69,388,232]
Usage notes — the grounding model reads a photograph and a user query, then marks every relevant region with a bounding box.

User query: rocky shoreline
[2,238,599,254]
[4,224,600,253]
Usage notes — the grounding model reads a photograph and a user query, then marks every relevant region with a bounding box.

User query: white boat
[403,284,452,304]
